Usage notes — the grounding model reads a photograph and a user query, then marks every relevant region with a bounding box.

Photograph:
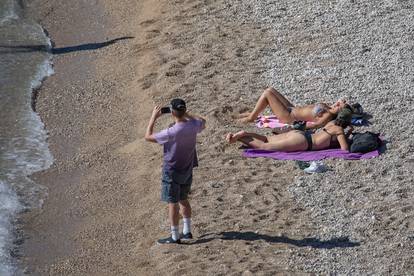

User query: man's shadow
[0,36,134,55]
[188,231,360,249]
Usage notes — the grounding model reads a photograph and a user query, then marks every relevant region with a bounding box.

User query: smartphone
[161,107,171,114]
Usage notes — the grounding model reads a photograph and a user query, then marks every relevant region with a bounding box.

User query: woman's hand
[346,126,354,137]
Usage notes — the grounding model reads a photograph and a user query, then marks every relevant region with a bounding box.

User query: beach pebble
[242,270,254,276]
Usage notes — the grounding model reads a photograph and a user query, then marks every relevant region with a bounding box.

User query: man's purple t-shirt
[154,119,204,172]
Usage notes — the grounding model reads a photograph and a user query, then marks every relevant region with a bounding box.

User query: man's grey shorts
[161,168,192,203]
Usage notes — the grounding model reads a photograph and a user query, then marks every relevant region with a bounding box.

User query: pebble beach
[18,0,414,274]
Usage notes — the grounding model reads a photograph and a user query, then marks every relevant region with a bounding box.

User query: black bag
[350,132,381,153]
[292,121,307,131]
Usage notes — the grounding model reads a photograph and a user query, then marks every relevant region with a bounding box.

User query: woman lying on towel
[228,108,353,152]
[236,87,348,129]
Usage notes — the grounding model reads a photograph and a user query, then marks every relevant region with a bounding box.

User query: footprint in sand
[139,72,158,90]
[145,29,161,39]
[139,19,157,27]
[202,61,214,69]
[204,72,217,80]
[177,59,190,66]
[235,48,244,57]
[165,70,184,77]
[220,105,233,114]
[164,61,186,77]
[401,205,413,213]
[173,83,195,94]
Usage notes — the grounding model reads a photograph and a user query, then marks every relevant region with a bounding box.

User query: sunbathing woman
[228,108,353,152]
[237,87,348,129]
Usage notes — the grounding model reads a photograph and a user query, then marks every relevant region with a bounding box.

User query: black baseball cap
[170,98,186,111]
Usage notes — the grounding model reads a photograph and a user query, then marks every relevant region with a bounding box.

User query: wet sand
[21,0,414,275]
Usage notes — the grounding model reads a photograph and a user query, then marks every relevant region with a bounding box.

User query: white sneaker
[303,161,327,174]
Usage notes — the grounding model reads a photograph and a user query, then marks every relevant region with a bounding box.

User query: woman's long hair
[334,105,353,128]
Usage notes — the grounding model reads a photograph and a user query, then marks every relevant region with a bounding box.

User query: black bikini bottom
[303,131,313,151]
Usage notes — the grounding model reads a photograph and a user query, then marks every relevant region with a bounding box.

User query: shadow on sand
[187,231,360,249]
[0,36,134,55]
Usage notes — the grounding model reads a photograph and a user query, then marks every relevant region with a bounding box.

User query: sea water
[0,0,53,274]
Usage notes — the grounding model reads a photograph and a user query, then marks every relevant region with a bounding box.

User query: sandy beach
[20,0,414,275]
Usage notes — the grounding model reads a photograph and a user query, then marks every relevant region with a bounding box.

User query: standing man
[145,99,206,244]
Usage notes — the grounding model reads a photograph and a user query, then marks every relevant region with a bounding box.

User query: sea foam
[0,0,54,274]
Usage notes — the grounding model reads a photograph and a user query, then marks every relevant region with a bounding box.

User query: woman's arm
[306,112,332,129]
[337,133,349,151]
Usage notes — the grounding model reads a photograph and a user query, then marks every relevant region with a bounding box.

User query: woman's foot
[226,131,246,143]
[237,116,255,124]
[232,112,251,119]
[226,133,236,143]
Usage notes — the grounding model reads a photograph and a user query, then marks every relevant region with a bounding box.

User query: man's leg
[177,171,193,239]
[168,203,180,241]
[179,199,191,235]
[158,170,181,244]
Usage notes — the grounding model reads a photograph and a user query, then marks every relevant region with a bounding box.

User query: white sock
[171,226,179,241]
[183,217,191,235]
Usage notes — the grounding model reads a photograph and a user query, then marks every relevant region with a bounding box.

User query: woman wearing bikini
[237,87,348,129]
[227,108,353,152]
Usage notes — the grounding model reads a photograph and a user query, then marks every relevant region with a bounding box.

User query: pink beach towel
[255,115,287,128]
[256,115,316,129]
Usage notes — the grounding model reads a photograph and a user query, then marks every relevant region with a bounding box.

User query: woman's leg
[268,87,294,108]
[226,131,268,144]
[227,130,308,151]
[226,131,269,149]
[265,131,308,151]
[232,112,251,119]
[239,87,294,123]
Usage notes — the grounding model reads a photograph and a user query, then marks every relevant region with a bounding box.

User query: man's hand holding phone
[161,106,171,114]
[151,106,162,120]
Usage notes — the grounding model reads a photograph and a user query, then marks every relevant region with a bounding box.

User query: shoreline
[21,0,174,274]
[20,0,120,274]
[19,0,414,275]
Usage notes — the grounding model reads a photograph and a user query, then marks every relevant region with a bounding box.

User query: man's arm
[144,106,162,143]
[185,112,206,130]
